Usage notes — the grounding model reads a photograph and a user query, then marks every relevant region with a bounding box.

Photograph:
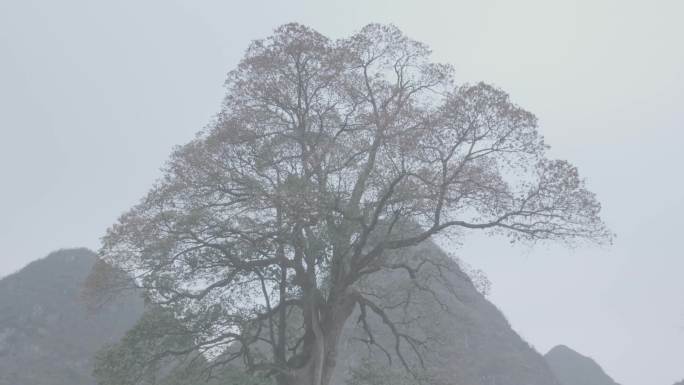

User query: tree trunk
[279,293,357,385]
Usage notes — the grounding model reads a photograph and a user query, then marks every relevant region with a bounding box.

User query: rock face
[0,245,566,385]
[544,345,620,385]
[331,240,560,385]
[0,248,144,385]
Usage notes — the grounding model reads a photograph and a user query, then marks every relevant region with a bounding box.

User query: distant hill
[0,246,591,385]
[0,248,144,385]
[545,345,620,385]
[331,239,561,385]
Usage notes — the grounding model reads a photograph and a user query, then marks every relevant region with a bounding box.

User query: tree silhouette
[96,23,610,385]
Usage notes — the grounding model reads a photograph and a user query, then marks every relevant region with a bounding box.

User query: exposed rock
[332,239,560,385]
[545,345,620,385]
[2,245,615,385]
[0,248,144,385]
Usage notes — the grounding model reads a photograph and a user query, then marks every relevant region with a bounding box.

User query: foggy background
[1,1,682,384]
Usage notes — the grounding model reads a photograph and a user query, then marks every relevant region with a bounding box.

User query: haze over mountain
[1,248,634,385]
[333,239,561,385]
[545,345,620,385]
[0,249,143,385]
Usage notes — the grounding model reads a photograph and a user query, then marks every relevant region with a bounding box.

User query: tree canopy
[97,23,610,385]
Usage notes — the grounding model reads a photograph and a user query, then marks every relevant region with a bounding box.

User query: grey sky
[1,1,682,384]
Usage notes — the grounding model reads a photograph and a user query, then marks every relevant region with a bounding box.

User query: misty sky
[1,1,682,384]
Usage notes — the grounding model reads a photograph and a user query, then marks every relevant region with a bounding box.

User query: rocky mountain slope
[331,239,560,385]
[545,345,620,385]
[2,246,621,385]
[0,248,144,385]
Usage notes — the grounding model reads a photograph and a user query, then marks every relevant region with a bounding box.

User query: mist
[1,1,682,385]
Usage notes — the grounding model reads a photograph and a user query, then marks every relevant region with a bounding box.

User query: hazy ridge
[0,248,648,385]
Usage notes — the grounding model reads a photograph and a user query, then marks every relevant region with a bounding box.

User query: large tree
[97,23,610,385]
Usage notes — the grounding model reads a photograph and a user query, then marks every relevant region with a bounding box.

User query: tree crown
[97,22,611,383]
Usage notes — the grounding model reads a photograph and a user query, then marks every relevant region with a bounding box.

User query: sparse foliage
[93,307,271,385]
[95,23,610,385]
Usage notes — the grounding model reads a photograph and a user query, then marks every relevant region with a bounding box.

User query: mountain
[672,380,684,385]
[0,248,144,385]
[544,345,620,385]
[331,239,561,385]
[1,245,562,385]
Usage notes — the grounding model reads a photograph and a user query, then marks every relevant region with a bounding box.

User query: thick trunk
[279,324,345,385]
[278,293,356,385]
